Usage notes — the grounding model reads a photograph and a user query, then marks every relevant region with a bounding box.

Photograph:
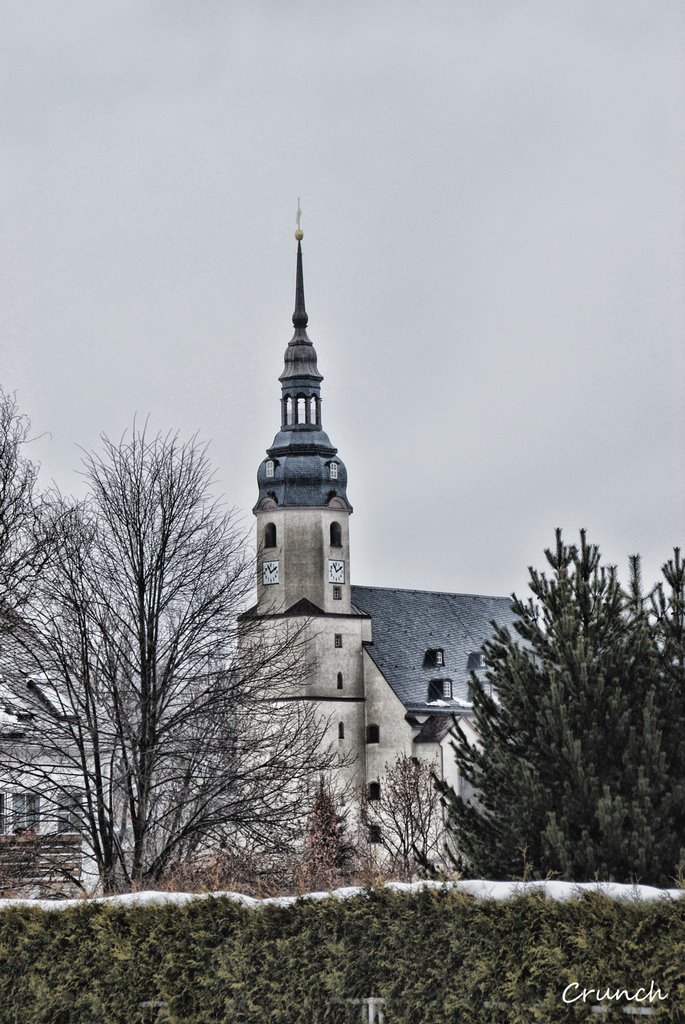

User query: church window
[366,724,380,744]
[329,462,338,480]
[330,522,342,547]
[297,397,306,423]
[265,460,274,478]
[428,679,452,701]
[333,586,342,600]
[368,782,381,802]
[426,648,445,667]
[334,634,343,648]
[338,722,345,740]
[337,672,343,689]
[264,523,277,548]
[286,397,294,425]
[368,824,382,844]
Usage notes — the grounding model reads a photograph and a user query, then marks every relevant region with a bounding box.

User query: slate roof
[350,585,518,714]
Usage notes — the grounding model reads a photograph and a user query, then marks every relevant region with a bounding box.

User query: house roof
[350,585,517,714]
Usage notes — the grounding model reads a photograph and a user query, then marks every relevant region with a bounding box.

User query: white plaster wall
[255,507,352,614]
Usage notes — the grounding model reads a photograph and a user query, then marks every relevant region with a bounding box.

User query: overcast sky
[1,0,683,601]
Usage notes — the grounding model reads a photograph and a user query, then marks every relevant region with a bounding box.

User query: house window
[57,792,83,834]
[368,782,381,801]
[264,522,277,548]
[265,460,274,479]
[333,586,342,600]
[334,634,343,648]
[338,722,345,740]
[329,462,338,480]
[337,672,343,689]
[435,649,444,666]
[368,824,382,844]
[467,651,483,671]
[12,792,40,832]
[330,522,342,547]
[366,724,380,744]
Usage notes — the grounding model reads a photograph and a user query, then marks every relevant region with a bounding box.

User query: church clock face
[328,559,345,584]
[262,560,280,585]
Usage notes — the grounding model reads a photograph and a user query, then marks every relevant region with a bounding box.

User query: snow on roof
[0,878,682,913]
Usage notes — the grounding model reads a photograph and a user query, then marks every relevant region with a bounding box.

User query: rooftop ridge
[351,584,511,602]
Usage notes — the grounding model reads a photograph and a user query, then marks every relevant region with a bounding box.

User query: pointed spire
[292,241,308,328]
[292,201,308,328]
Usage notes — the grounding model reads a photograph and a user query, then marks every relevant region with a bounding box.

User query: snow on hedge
[0,877,683,913]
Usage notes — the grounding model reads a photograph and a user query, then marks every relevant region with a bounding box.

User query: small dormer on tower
[254,215,353,615]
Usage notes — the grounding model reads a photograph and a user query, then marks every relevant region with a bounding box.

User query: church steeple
[279,234,323,391]
[253,219,351,513]
[292,239,308,329]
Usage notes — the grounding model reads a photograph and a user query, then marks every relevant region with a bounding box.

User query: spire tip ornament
[295,199,303,241]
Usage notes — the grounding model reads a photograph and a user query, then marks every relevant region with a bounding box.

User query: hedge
[0,886,683,1023]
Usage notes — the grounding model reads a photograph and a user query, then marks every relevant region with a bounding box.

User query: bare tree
[0,388,44,627]
[362,754,443,879]
[1,425,341,892]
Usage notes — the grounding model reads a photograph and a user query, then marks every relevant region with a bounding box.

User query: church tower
[251,221,369,792]
[253,225,353,615]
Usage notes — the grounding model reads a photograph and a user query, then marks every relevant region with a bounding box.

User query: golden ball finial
[295,228,303,241]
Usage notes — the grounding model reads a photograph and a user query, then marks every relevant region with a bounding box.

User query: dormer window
[428,679,452,701]
[467,652,483,671]
[329,462,338,480]
[425,648,445,667]
[265,460,274,479]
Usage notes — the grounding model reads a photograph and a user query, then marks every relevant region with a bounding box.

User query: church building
[250,226,518,804]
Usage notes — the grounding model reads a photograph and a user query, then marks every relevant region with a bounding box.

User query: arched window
[264,523,277,548]
[297,397,306,423]
[338,722,345,740]
[265,460,274,479]
[366,724,380,744]
[368,782,381,801]
[329,462,338,480]
[286,397,294,425]
[330,522,342,547]
[337,672,343,689]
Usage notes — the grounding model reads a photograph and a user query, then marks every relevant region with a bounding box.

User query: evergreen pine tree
[302,779,350,889]
[437,530,685,885]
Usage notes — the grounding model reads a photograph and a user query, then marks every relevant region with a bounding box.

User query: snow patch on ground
[0,878,682,912]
